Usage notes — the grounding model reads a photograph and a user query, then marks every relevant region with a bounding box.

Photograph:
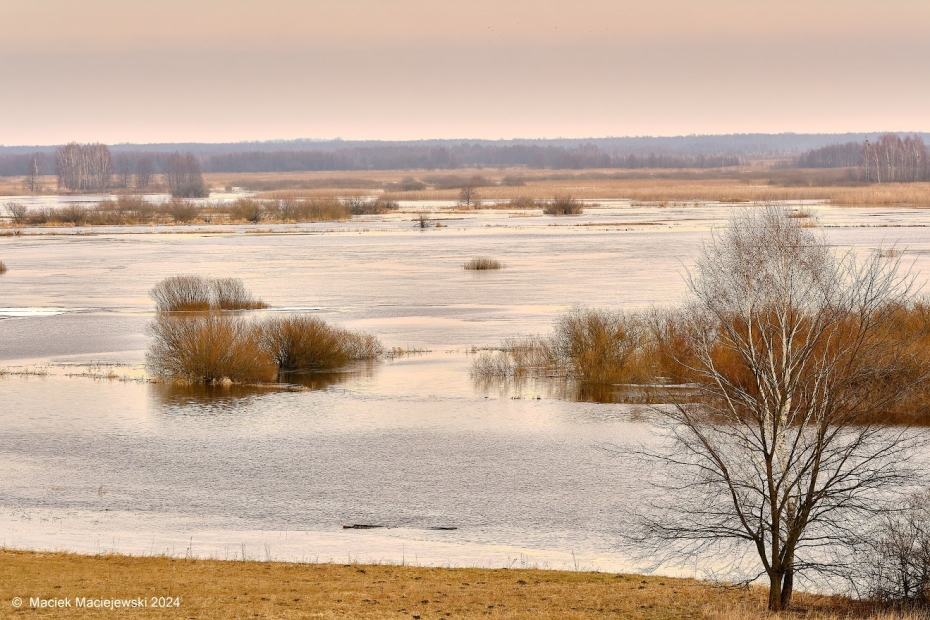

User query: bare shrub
[859,491,930,609]
[211,278,267,310]
[464,257,502,270]
[5,202,28,224]
[147,313,276,383]
[229,198,263,223]
[506,197,540,209]
[260,315,383,370]
[150,276,267,312]
[150,276,213,312]
[542,195,583,215]
[167,199,200,223]
[344,197,399,215]
[552,307,645,383]
[58,204,89,225]
[0,261,7,275]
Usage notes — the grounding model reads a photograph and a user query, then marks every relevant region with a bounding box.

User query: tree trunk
[768,572,784,611]
[780,567,794,609]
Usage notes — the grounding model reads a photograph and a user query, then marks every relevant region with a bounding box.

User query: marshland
[6,185,930,616]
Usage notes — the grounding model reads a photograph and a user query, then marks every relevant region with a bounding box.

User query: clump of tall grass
[0,261,7,274]
[147,313,277,384]
[542,195,583,215]
[260,315,383,370]
[464,257,502,270]
[150,276,268,312]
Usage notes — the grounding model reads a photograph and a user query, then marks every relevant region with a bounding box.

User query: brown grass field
[4,168,930,207]
[0,549,915,619]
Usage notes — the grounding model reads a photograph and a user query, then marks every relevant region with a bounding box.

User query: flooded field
[2,202,930,574]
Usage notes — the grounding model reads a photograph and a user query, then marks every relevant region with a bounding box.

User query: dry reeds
[150,276,267,312]
[463,257,502,270]
[260,315,383,370]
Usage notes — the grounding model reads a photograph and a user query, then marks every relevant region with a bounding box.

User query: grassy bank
[0,549,895,619]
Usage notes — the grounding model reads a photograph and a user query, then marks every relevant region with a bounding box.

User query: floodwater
[2,202,930,574]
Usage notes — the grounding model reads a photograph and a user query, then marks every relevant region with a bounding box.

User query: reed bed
[463,257,503,270]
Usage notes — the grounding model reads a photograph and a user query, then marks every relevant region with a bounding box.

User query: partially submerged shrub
[542,195,583,215]
[147,311,384,383]
[150,276,267,312]
[552,308,645,383]
[464,257,502,270]
[147,313,277,383]
[261,315,383,370]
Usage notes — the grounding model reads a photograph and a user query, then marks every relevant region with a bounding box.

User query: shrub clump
[148,313,384,383]
[0,261,7,275]
[150,276,268,312]
[147,313,277,384]
[261,315,384,370]
[542,195,583,215]
[464,257,502,270]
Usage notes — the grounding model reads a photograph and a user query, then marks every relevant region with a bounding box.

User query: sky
[1,0,928,145]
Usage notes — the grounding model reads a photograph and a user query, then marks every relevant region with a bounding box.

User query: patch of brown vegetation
[0,549,903,620]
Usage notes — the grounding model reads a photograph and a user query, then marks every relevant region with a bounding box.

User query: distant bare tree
[55,142,112,191]
[165,152,208,198]
[113,154,133,189]
[21,155,42,193]
[458,185,478,208]
[5,202,28,224]
[639,207,927,611]
[135,155,155,190]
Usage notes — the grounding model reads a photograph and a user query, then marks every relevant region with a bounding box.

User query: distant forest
[1,133,928,181]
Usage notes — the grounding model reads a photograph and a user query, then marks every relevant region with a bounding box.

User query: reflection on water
[473,375,672,404]
[4,204,930,574]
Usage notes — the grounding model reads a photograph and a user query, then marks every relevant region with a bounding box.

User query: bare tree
[458,185,478,208]
[639,207,927,611]
[135,155,155,190]
[21,155,42,193]
[165,152,207,198]
[55,142,112,191]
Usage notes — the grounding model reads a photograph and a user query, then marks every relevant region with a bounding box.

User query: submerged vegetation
[463,257,502,270]
[147,277,383,384]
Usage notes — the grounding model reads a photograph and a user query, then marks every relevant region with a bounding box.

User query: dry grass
[464,257,503,270]
[200,168,930,207]
[0,260,6,275]
[0,549,906,620]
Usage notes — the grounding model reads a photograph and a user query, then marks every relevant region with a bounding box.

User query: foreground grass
[0,549,898,619]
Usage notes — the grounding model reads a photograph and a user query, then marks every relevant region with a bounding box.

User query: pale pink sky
[1,0,928,144]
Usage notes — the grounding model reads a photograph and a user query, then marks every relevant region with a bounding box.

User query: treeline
[203,144,742,172]
[0,143,742,179]
[794,134,930,182]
